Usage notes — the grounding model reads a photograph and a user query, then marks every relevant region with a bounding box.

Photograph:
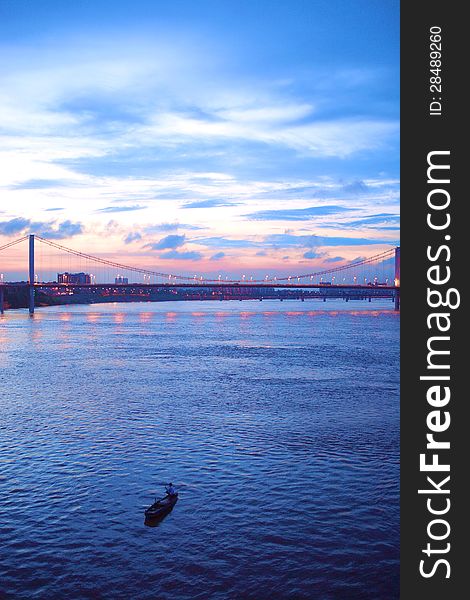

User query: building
[57,272,91,284]
[115,276,129,284]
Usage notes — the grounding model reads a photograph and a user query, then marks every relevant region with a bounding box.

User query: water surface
[0,299,399,599]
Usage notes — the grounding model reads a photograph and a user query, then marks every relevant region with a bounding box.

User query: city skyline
[0,0,399,279]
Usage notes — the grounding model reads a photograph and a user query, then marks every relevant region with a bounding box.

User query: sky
[0,0,399,280]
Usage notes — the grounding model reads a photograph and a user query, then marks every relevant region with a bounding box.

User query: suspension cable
[0,236,29,252]
[281,249,395,281]
[34,235,396,284]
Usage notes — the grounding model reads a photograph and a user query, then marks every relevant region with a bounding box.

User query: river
[0,299,399,599]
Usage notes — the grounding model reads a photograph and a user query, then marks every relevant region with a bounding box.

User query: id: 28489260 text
[429,26,443,116]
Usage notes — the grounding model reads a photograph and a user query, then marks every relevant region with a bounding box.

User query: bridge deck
[3,282,399,291]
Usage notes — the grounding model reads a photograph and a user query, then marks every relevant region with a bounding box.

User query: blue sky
[0,0,399,278]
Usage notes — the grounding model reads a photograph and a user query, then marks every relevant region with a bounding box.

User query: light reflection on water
[0,299,399,599]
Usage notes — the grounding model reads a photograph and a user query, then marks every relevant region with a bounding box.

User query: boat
[144,493,178,519]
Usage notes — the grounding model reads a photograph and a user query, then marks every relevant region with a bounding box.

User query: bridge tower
[394,246,400,311]
[29,234,35,314]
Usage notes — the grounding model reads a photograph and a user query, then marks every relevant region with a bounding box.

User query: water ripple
[0,300,399,599]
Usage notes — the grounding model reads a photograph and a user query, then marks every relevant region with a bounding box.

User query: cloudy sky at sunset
[0,0,399,279]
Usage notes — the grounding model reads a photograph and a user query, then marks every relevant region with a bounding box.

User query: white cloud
[0,32,398,264]
[217,103,315,123]
[135,111,397,158]
[0,35,398,166]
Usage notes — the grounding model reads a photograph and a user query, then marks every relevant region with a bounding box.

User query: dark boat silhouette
[144,493,178,519]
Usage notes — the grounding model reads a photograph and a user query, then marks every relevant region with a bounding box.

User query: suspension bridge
[0,235,400,313]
